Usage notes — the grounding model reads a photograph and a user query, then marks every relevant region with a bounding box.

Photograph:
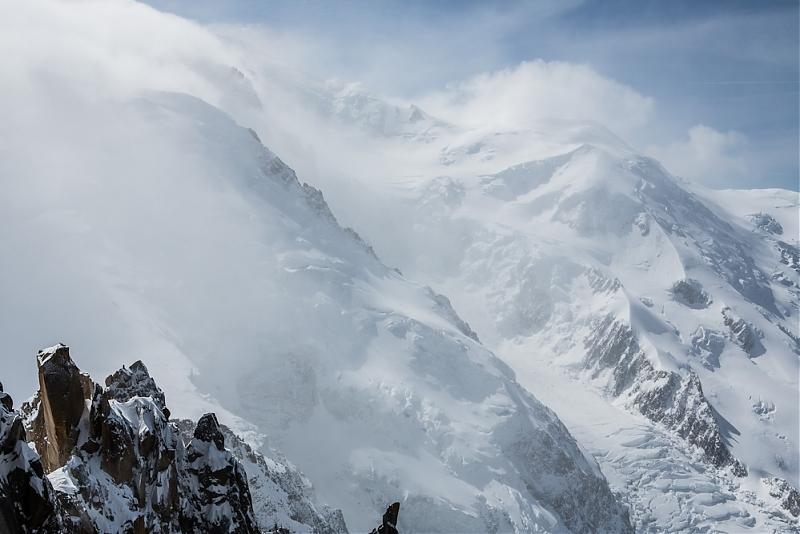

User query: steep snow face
[0,86,629,531]
[302,108,799,528]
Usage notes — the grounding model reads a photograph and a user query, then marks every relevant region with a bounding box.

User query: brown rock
[35,344,91,473]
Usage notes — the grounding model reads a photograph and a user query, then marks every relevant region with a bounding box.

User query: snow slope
[2,1,796,531]
[0,11,631,526]
[249,81,800,530]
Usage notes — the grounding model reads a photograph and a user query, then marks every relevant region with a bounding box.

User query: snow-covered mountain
[0,7,633,525]
[275,87,799,530]
[2,1,797,532]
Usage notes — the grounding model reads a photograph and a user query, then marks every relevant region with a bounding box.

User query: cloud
[0,0,239,104]
[419,60,654,137]
[645,125,750,187]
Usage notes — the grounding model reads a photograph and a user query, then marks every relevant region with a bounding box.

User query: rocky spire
[182,412,259,533]
[369,502,400,534]
[14,345,264,533]
[32,344,92,473]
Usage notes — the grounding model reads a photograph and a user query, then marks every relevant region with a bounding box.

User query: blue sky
[145,0,799,190]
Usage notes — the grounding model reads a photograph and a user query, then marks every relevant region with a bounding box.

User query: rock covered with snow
[181,413,259,533]
[763,477,800,518]
[4,7,795,528]
[722,307,765,357]
[11,344,346,533]
[0,382,64,533]
[584,315,742,472]
[748,212,784,235]
[175,419,348,534]
[669,279,712,309]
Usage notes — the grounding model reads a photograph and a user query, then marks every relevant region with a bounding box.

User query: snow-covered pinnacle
[193,412,225,450]
[104,360,168,415]
[183,412,259,533]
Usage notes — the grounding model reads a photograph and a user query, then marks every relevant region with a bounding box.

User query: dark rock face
[369,502,399,534]
[669,279,712,309]
[174,419,349,534]
[181,413,259,533]
[585,315,742,472]
[11,345,262,533]
[192,412,225,449]
[33,344,92,473]
[0,382,63,534]
[104,360,168,414]
[722,307,766,357]
[763,477,800,518]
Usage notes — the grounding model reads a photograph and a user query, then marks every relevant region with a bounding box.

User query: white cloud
[0,0,238,104]
[419,60,654,137]
[645,124,750,187]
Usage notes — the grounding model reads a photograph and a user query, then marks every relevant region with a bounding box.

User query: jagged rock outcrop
[369,502,399,534]
[14,345,262,533]
[776,240,799,273]
[585,315,744,473]
[65,363,186,532]
[175,420,348,534]
[181,413,259,533]
[763,477,800,518]
[8,344,350,533]
[689,326,725,369]
[747,212,783,235]
[31,344,93,473]
[0,382,64,534]
[669,278,712,309]
[722,307,765,357]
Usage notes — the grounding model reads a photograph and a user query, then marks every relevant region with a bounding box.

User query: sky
[141,0,799,190]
